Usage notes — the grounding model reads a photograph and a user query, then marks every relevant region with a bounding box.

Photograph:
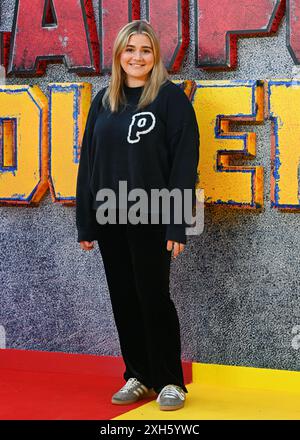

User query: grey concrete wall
[0,0,299,372]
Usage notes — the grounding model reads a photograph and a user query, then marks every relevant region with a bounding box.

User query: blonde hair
[103,20,169,112]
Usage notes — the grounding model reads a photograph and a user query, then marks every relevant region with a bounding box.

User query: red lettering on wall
[287,0,300,63]
[8,0,100,76]
[145,0,189,72]
[195,0,285,70]
[99,0,140,72]
[3,0,297,75]
[0,32,11,73]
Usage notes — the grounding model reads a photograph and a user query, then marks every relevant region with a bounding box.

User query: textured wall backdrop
[0,0,299,372]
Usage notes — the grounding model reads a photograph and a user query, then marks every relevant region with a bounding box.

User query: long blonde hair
[103,20,169,112]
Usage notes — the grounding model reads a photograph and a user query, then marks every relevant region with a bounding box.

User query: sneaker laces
[120,378,145,393]
[156,385,185,402]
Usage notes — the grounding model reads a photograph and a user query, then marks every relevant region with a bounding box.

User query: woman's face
[120,33,155,85]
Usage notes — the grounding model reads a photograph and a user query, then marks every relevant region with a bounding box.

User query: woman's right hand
[80,241,95,251]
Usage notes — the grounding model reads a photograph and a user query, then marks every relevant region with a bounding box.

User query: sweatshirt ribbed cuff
[165,224,186,245]
[77,230,97,243]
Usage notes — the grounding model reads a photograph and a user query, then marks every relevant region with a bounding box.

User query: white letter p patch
[127,112,156,144]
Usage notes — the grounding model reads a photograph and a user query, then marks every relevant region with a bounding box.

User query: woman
[76,20,199,411]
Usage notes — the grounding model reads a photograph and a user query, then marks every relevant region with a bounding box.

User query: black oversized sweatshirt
[76,80,199,244]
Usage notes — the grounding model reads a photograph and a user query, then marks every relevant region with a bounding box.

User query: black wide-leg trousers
[96,220,188,394]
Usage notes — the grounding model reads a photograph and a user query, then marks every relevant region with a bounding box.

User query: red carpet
[0,349,192,420]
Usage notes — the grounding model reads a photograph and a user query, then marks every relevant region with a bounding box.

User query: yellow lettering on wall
[0,85,48,205]
[193,80,264,208]
[3,120,14,167]
[48,83,92,204]
[268,80,300,209]
[172,79,196,99]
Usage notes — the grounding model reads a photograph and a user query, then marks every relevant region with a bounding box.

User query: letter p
[127,112,156,144]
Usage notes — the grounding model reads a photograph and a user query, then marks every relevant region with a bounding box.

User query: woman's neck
[125,77,147,88]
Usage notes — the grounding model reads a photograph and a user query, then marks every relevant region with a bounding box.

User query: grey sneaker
[156,384,186,411]
[111,378,156,405]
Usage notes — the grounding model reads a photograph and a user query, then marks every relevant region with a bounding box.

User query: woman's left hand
[166,240,185,258]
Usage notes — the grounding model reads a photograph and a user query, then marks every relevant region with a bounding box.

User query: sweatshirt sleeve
[76,89,104,242]
[165,85,200,245]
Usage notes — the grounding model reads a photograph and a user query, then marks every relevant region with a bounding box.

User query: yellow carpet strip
[113,362,300,420]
